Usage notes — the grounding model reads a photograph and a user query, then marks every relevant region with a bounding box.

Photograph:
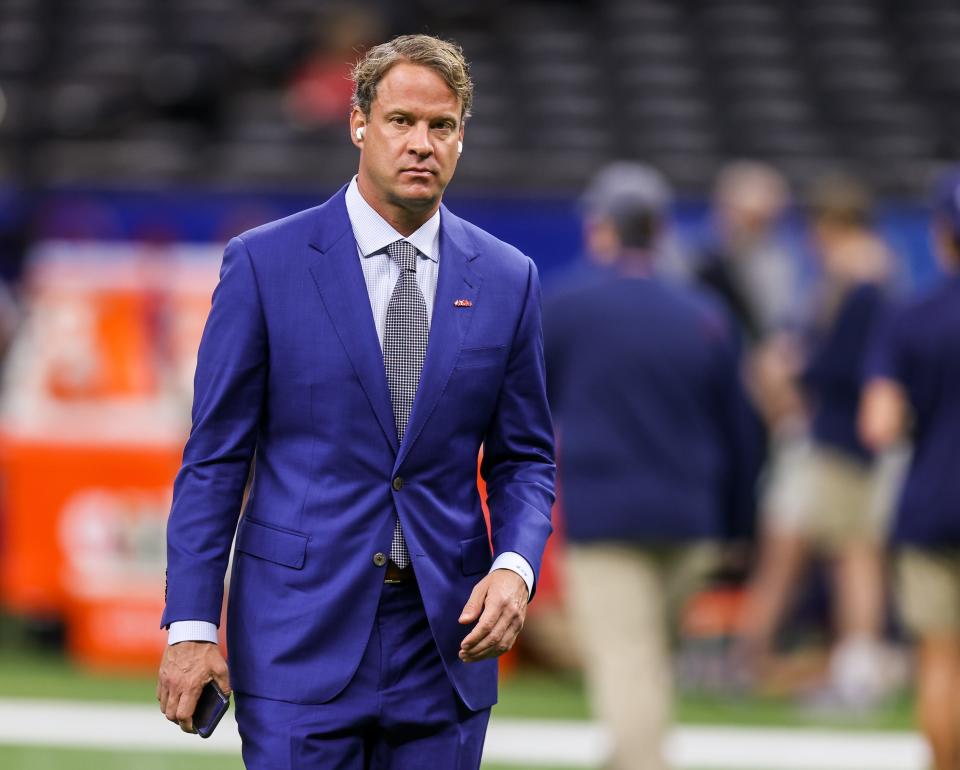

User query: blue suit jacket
[161,187,555,711]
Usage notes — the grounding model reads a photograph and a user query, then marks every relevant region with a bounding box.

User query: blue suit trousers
[235,581,491,770]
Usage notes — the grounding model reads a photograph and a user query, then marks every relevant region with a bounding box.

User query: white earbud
[355,127,365,141]
[457,140,463,155]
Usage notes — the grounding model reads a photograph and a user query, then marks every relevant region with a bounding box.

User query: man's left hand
[458,569,528,662]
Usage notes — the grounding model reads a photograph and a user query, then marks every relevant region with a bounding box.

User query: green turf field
[0,745,578,770]
[0,650,589,769]
[0,649,914,728]
[0,746,242,770]
[0,647,917,770]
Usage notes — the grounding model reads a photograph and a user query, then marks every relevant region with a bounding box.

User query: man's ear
[350,108,366,149]
[584,217,622,265]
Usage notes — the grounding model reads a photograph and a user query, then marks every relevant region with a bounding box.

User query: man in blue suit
[156,35,555,770]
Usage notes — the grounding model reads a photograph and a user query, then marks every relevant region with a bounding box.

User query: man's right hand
[157,641,231,733]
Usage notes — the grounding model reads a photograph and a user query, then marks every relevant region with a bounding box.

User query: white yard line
[0,699,239,755]
[0,698,930,769]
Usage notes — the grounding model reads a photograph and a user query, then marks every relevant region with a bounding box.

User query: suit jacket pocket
[235,517,308,569]
[455,345,507,369]
[460,533,493,575]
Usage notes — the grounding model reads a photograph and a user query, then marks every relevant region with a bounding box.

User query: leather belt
[384,561,415,584]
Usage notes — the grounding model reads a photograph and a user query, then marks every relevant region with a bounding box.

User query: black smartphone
[193,681,230,738]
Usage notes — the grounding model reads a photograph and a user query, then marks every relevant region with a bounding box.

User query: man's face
[352,62,463,221]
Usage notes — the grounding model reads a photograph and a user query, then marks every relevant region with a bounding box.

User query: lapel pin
[453,299,473,308]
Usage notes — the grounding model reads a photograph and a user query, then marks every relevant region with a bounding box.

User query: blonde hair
[351,34,473,121]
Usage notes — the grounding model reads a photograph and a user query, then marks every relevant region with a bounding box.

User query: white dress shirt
[168,179,533,645]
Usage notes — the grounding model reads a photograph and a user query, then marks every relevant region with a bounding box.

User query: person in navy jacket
[861,168,960,770]
[156,35,555,770]
[544,163,754,770]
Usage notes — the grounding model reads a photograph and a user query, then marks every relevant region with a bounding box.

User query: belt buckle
[384,562,411,584]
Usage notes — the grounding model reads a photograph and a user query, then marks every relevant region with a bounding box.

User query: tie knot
[387,240,417,273]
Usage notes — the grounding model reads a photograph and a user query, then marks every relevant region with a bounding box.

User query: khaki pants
[763,441,902,551]
[897,548,960,636]
[566,542,718,770]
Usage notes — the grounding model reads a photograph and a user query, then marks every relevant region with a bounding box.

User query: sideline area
[0,697,928,770]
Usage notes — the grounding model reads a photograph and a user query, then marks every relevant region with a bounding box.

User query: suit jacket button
[392,477,404,491]
[373,552,387,567]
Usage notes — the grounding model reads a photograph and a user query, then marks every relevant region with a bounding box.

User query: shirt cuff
[490,551,534,598]
[167,620,219,646]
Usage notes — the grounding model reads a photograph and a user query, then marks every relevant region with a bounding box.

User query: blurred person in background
[544,162,755,770]
[157,34,555,770]
[861,168,960,770]
[695,160,798,347]
[284,6,383,132]
[693,161,805,688]
[740,173,896,708]
[694,162,806,446]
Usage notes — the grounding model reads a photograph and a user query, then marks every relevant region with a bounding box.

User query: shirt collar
[345,176,440,262]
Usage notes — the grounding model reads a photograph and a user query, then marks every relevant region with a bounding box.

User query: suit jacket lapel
[308,191,399,454]
[396,207,481,469]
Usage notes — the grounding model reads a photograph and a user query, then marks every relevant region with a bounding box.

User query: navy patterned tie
[383,239,428,568]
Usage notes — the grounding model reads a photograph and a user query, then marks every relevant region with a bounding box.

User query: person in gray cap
[543,162,755,770]
[578,161,674,268]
